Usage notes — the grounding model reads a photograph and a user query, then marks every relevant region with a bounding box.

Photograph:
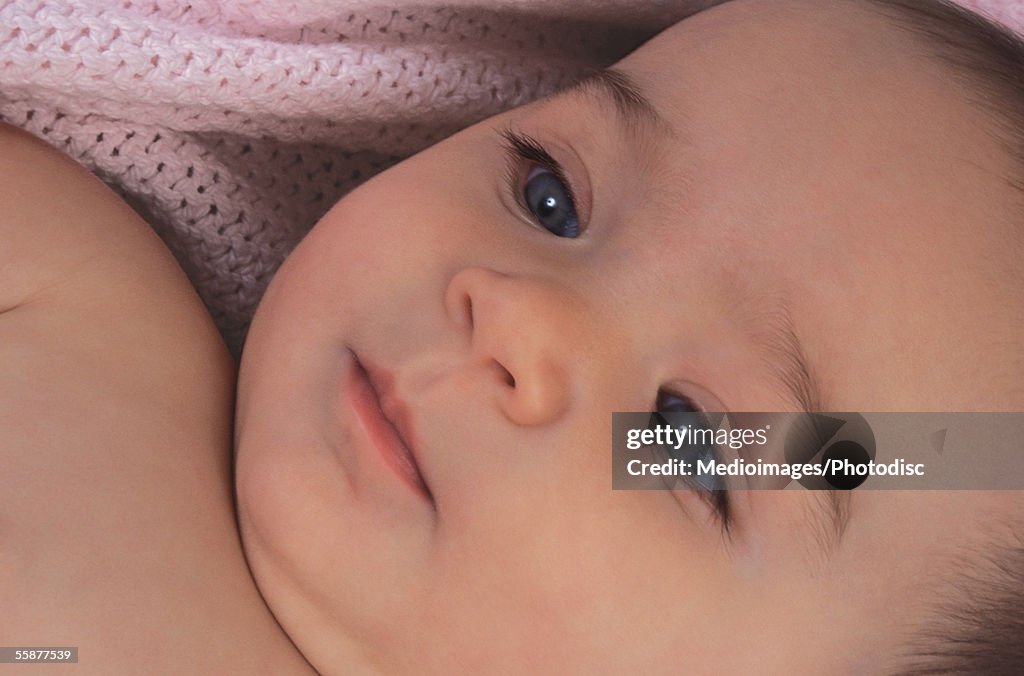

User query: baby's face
[235,0,1021,673]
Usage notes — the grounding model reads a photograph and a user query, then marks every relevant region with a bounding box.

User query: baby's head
[234,0,1024,672]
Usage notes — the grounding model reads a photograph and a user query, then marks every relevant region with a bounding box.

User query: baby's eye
[654,389,716,470]
[522,165,580,239]
[654,388,732,528]
[500,127,582,239]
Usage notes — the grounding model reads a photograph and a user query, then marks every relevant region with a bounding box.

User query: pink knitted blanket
[1,0,1021,355]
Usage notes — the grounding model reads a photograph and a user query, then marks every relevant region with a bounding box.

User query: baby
[3,0,1023,673]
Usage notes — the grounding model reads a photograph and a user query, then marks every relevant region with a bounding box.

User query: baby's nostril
[493,361,515,388]
[464,295,473,328]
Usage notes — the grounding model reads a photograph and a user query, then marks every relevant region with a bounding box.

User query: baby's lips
[357,353,434,502]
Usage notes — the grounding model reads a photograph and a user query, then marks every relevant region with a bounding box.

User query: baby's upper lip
[358,354,433,502]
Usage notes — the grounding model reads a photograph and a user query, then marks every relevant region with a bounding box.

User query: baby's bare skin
[3,0,1024,671]
[0,124,313,674]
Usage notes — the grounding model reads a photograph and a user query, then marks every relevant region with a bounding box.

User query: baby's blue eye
[499,127,583,239]
[654,390,715,465]
[655,388,731,526]
[523,165,580,239]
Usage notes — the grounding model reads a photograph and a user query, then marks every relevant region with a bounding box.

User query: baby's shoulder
[0,124,307,673]
[0,121,233,483]
[0,122,228,362]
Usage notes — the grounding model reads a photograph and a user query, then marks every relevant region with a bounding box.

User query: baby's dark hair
[895,527,1024,675]
[834,0,1024,673]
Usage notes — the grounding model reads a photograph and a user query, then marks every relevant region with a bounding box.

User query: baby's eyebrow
[561,66,675,140]
[731,291,829,418]
[808,490,852,555]
[759,306,828,416]
[757,308,854,552]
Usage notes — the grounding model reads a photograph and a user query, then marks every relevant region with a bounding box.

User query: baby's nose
[444,267,578,427]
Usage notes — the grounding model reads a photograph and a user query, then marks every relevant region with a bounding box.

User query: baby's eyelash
[706,486,732,536]
[499,126,578,213]
[673,439,733,536]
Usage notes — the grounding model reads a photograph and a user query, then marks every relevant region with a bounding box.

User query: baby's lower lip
[345,351,432,501]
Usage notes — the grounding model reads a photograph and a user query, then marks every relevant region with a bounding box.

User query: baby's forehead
[615,0,987,118]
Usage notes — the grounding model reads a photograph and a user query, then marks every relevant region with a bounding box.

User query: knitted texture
[957,0,1024,27]
[0,0,1020,355]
